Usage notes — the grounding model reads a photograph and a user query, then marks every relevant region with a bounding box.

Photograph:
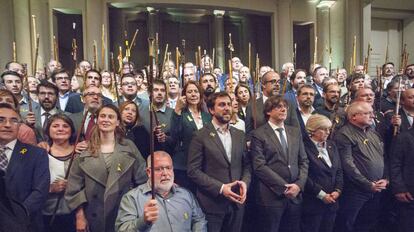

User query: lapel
[401,110,413,130]
[34,105,42,130]
[6,140,26,180]
[229,127,239,165]
[326,141,336,169]
[79,151,108,187]
[105,142,135,199]
[183,109,198,131]
[206,123,231,165]
[263,123,287,162]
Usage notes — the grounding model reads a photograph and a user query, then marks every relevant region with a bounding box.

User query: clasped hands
[222,181,247,204]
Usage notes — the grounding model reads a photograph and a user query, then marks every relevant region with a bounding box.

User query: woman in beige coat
[65,104,147,232]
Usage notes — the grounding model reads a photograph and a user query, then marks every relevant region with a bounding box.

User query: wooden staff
[328,47,332,73]
[124,31,130,62]
[31,15,37,73]
[363,43,372,74]
[72,23,78,73]
[12,41,16,62]
[228,59,233,92]
[352,36,357,69]
[195,52,198,67]
[118,46,123,73]
[130,29,139,50]
[293,43,297,67]
[175,47,180,77]
[110,52,120,106]
[313,36,318,66]
[93,40,98,70]
[148,37,156,199]
[212,48,215,69]
[155,33,159,66]
[101,24,105,70]
[180,40,186,87]
[228,33,234,60]
[49,111,88,225]
[248,42,252,72]
[385,43,389,64]
[400,44,408,71]
[22,63,32,112]
[33,34,40,76]
[252,53,260,129]
[53,35,59,62]
[160,44,169,77]
[393,76,402,136]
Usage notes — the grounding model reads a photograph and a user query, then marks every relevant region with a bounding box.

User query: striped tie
[0,145,8,172]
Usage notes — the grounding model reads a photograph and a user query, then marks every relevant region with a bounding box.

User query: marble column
[277,0,293,69]
[0,0,14,65]
[317,5,330,69]
[213,10,225,71]
[345,0,363,70]
[13,0,33,71]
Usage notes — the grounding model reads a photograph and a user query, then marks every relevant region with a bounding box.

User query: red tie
[85,114,95,140]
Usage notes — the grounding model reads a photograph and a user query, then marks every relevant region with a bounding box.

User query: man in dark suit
[245,71,299,137]
[295,84,316,137]
[0,103,50,231]
[65,69,112,113]
[50,68,77,111]
[311,66,329,108]
[118,73,149,116]
[188,91,251,232]
[390,127,414,232]
[284,69,307,109]
[25,81,66,142]
[250,95,308,232]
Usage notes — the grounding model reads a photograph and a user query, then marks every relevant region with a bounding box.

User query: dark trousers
[255,200,301,232]
[399,202,414,232]
[334,188,381,232]
[43,213,76,232]
[205,205,244,232]
[301,206,336,232]
[174,169,196,193]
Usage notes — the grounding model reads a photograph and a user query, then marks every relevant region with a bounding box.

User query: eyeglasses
[0,117,20,125]
[38,92,56,97]
[153,165,173,173]
[265,79,279,85]
[355,111,374,116]
[83,93,102,98]
[122,81,137,86]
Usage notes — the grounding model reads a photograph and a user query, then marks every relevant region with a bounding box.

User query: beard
[155,177,174,195]
[215,113,231,124]
[204,86,215,97]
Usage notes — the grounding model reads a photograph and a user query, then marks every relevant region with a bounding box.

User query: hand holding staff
[148,37,156,199]
[393,77,403,136]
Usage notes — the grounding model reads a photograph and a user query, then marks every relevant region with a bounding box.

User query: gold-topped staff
[71,23,78,72]
[228,33,234,60]
[33,34,40,76]
[31,15,37,73]
[352,36,357,69]
[93,40,98,70]
[101,24,105,70]
[118,46,123,74]
[400,44,408,72]
[328,46,332,73]
[124,31,130,62]
[110,52,120,106]
[175,47,180,77]
[313,36,318,66]
[363,43,372,74]
[155,33,159,66]
[393,76,403,136]
[53,35,59,62]
[293,43,297,67]
[180,39,186,87]
[160,43,169,77]
[211,48,215,70]
[248,42,252,72]
[12,41,16,62]
[385,43,389,63]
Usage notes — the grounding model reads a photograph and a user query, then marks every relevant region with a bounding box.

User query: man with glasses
[249,95,308,232]
[120,73,149,116]
[245,71,299,137]
[51,69,76,111]
[65,69,113,113]
[0,103,50,231]
[26,81,66,142]
[167,76,180,109]
[116,151,207,232]
[334,101,387,232]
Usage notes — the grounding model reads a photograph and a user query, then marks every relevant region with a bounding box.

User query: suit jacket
[65,93,113,113]
[33,105,67,142]
[245,96,299,137]
[284,89,298,109]
[390,128,414,196]
[302,138,343,213]
[170,109,211,171]
[187,123,251,213]
[56,91,77,111]
[5,140,50,231]
[378,109,412,153]
[312,83,324,108]
[250,123,309,206]
[65,139,147,232]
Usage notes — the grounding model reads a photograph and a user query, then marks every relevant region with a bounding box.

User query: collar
[153,104,167,113]
[59,91,70,98]
[310,138,326,149]
[41,107,57,115]
[263,95,268,104]
[142,181,177,196]
[19,96,27,104]
[3,139,17,151]
[298,105,315,114]
[212,120,230,133]
[268,120,285,131]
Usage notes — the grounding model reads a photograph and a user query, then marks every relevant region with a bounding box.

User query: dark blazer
[378,110,412,153]
[5,140,50,231]
[187,123,251,213]
[56,91,77,111]
[312,83,324,108]
[245,96,299,137]
[284,89,298,109]
[390,128,414,196]
[33,105,68,142]
[250,123,309,206]
[170,109,211,171]
[65,93,113,113]
[302,138,343,213]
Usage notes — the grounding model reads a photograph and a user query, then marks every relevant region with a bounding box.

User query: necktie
[276,128,288,155]
[85,114,95,140]
[42,112,51,132]
[0,145,8,172]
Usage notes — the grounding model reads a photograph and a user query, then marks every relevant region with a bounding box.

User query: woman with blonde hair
[301,114,343,232]
[65,104,147,232]
[101,70,117,103]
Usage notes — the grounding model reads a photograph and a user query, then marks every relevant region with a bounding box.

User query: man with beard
[26,81,65,142]
[316,83,346,134]
[334,101,387,232]
[382,62,395,89]
[295,85,316,136]
[340,73,365,107]
[280,62,295,92]
[51,69,76,111]
[405,64,414,88]
[201,55,213,74]
[65,69,113,113]
[245,71,299,137]
[141,80,175,155]
[378,76,407,114]
[249,95,308,232]
[46,59,62,77]
[188,91,251,232]
[285,69,307,109]
[1,71,39,118]
[116,151,207,232]
[199,73,217,108]
[167,76,180,109]
[333,68,348,97]
[120,73,149,116]
[312,66,329,108]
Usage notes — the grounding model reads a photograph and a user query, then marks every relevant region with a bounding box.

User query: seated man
[116,151,207,232]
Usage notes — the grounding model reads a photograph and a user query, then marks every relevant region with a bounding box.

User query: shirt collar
[59,91,70,98]
[41,107,57,115]
[142,181,177,196]
[310,138,326,149]
[153,104,167,113]
[268,120,285,131]
[212,120,230,133]
[4,139,17,151]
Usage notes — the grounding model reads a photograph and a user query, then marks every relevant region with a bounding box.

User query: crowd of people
[0,54,414,232]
